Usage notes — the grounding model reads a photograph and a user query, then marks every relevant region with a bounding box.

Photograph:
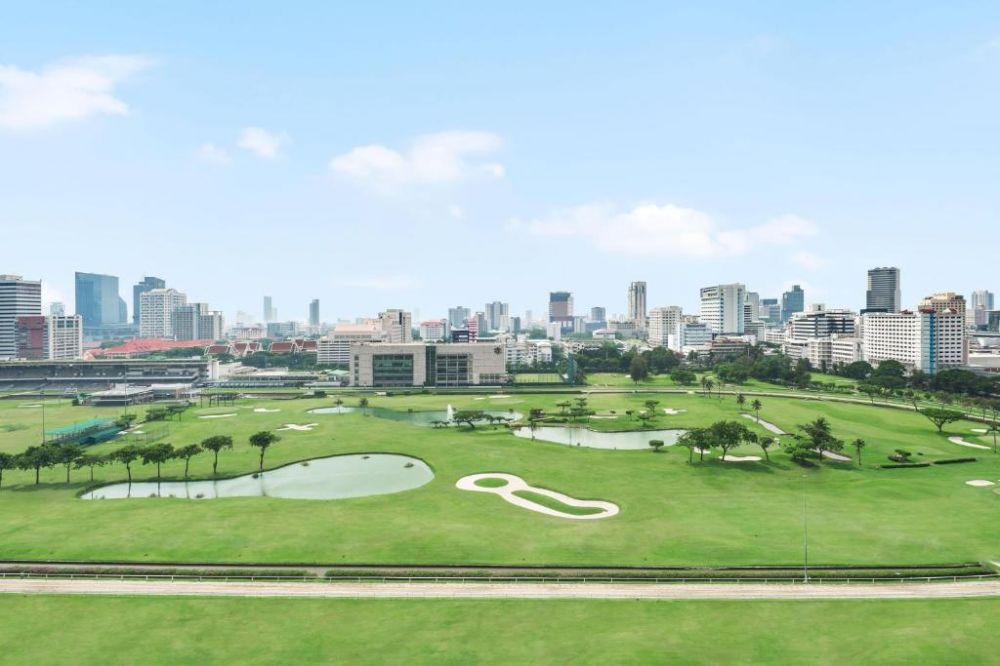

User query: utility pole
[802,472,809,583]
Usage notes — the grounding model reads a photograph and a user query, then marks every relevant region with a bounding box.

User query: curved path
[2,578,1000,600]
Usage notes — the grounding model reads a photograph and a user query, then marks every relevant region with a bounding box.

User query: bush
[879,462,931,469]
[933,457,977,465]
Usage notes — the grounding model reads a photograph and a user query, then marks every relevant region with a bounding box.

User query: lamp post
[802,472,809,583]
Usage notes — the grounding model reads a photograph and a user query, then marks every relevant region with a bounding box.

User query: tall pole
[40,386,46,445]
[802,472,809,583]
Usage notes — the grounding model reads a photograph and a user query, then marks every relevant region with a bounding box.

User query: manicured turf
[511,489,606,516]
[473,477,509,488]
[0,595,997,664]
[0,392,997,566]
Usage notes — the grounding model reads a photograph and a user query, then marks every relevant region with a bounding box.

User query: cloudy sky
[2,2,999,323]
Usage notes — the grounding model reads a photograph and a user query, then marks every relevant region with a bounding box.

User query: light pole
[802,472,809,583]
[40,386,46,445]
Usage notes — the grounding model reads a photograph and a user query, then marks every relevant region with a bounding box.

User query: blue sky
[1,2,998,324]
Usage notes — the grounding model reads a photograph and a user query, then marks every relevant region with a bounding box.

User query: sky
[1,2,999,325]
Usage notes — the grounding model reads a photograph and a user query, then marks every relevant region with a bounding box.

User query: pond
[513,426,686,450]
[369,406,522,426]
[80,453,434,501]
[307,406,357,415]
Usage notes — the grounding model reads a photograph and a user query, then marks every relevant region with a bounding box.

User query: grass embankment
[0,596,998,664]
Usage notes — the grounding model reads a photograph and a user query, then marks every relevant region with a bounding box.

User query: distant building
[680,321,712,350]
[266,321,300,338]
[759,298,781,323]
[548,291,574,331]
[172,303,224,341]
[309,299,320,327]
[744,291,760,323]
[317,322,384,365]
[75,272,127,333]
[648,306,683,351]
[139,288,187,338]
[626,281,647,330]
[132,276,166,325]
[863,309,964,374]
[0,275,42,359]
[447,306,470,330]
[971,290,995,329]
[419,319,448,342]
[49,302,65,317]
[350,342,507,387]
[781,285,805,323]
[589,307,606,325]
[789,305,856,339]
[378,309,412,343]
[866,267,901,314]
[15,315,83,360]
[485,301,509,332]
[263,296,276,322]
[700,283,746,335]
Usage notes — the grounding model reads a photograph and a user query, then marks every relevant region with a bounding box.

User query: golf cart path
[3,578,1000,600]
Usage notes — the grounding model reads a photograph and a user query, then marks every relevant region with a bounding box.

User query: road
[3,578,1000,600]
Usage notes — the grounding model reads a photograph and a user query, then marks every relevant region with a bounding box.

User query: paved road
[3,578,1000,600]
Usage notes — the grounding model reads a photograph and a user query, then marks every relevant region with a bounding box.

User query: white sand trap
[663,408,687,415]
[971,428,988,434]
[199,413,237,419]
[277,423,319,432]
[589,415,617,420]
[456,473,618,520]
[253,408,281,413]
[741,413,786,435]
[686,391,695,395]
[817,449,853,462]
[965,480,996,487]
[948,436,990,451]
[719,455,761,462]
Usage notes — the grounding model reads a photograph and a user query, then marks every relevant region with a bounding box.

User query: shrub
[933,457,977,465]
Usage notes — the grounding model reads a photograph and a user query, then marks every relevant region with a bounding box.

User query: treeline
[834,359,998,397]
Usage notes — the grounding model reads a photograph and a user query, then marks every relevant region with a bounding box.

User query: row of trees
[0,431,282,489]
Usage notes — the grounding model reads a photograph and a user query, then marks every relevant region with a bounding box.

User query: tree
[249,431,281,472]
[852,438,866,466]
[841,361,873,380]
[334,397,344,409]
[758,436,775,461]
[858,383,881,405]
[142,443,175,482]
[0,452,14,488]
[629,355,649,384]
[57,444,84,483]
[986,422,999,454]
[648,439,665,453]
[750,399,763,423]
[703,378,715,397]
[556,401,571,416]
[920,408,964,433]
[113,445,143,484]
[670,367,696,386]
[174,444,202,479]
[75,454,106,482]
[710,420,757,461]
[200,435,234,476]
[797,417,844,460]
[643,399,660,418]
[358,397,369,415]
[679,428,711,463]
[18,444,58,485]
[736,393,747,411]
[453,410,487,430]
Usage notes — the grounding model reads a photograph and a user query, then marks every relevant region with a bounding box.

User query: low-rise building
[350,342,508,387]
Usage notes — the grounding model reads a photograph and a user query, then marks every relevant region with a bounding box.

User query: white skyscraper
[140,288,188,338]
[699,283,746,335]
[0,275,42,359]
[647,306,683,351]
[863,309,964,374]
[971,290,994,329]
[379,309,413,343]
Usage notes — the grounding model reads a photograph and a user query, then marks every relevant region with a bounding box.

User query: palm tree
[736,393,746,412]
[751,399,763,423]
[700,376,709,396]
[704,379,715,398]
[853,438,866,466]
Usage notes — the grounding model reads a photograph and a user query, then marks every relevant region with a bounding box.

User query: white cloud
[332,275,419,290]
[790,250,828,270]
[330,130,504,186]
[196,142,231,165]
[511,203,817,259]
[238,127,288,158]
[0,55,151,129]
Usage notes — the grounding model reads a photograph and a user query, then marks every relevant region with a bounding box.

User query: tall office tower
[49,302,65,317]
[172,302,223,341]
[448,306,471,330]
[548,291,574,330]
[647,306,683,351]
[626,281,647,329]
[524,310,533,327]
[0,275,42,358]
[485,301,510,332]
[140,288,187,338]
[379,309,413,343]
[744,291,761,323]
[589,306,607,324]
[759,298,781,323]
[699,283,746,335]
[970,290,994,329]
[15,315,83,360]
[132,276,166,325]
[263,296,277,322]
[309,299,320,327]
[866,267,901,313]
[781,285,805,323]
[75,272,127,331]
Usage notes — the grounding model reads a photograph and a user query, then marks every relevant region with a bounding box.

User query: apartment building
[139,288,187,338]
[862,309,964,374]
[699,283,745,335]
[15,315,83,360]
[647,306,683,351]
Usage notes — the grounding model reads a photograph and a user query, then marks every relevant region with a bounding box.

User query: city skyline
[3,4,1000,319]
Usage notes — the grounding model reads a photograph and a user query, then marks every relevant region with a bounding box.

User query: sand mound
[948,436,990,450]
[199,413,237,419]
[456,473,618,520]
[970,428,988,434]
[965,480,996,487]
[277,423,319,432]
[253,408,280,413]
[663,408,687,415]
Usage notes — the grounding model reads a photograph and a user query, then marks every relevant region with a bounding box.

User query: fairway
[0,595,997,664]
[0,391,998,567]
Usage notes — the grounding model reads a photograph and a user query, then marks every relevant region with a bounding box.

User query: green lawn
[0,595,997,665]
[0,392,997,566]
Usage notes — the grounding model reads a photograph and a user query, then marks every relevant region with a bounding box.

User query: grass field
[0,595,997,664]
[0,391,997,566]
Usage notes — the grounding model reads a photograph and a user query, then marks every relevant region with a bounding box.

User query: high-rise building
[447,306,470,330]
[379,309,413,343]
[0,275,42,358]
[132,276,166,325]
[971,290,995,329]
[263,296,276,322]
[866,267,901,313]
[548,291,574,330]
[789,306,856,339]
[626,281,647,330]
[919,292,968,363]
[172,302,223,341]
[49,302,65,317]
[15,315,83,360]
[589,307,607,324]
[140,288,187,338]
[647,306,683,351]
[863,309,964,374]
[699,284,746,335]
[75,272,127,331]
[781,285,805,322]
[759,298,781,323]
[744,291,760,323]
[485,301,509,332]
[309,299,320,327]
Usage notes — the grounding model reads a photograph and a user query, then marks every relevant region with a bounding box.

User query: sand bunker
[456,473,618,520]
[966,480,996,487]
[663,408,687,415]
[199,413,237,419]
[948,436,990,450]
[818,449,853,462]
[277,423,319,432]
[589,415,617,420]
[742,413,786,435]
[719,455,761,462]
[971,428,988,434]
[253,408,280,413]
